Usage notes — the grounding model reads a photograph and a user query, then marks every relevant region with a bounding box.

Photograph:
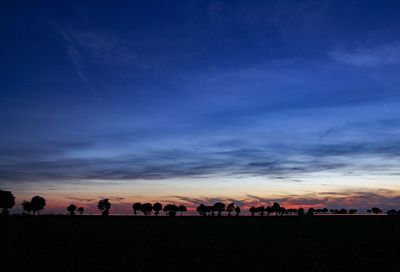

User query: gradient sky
[2,0,400,214]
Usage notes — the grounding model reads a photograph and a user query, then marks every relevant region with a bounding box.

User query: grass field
[1,216,400,272]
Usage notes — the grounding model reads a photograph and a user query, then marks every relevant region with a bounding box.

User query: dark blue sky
[2,0,400,212]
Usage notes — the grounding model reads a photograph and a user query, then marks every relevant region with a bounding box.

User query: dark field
[1,216,400,272]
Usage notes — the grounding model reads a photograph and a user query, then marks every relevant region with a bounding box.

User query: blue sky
[1,0,400,212]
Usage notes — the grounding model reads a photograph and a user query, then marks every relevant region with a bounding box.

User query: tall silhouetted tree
[22,201,32,215]
[265,206,272,216]
[0,190,15,215]
[249,206,256,216]
[153,202,163,216]
[271,202,281,216]
[97,199,111,216]
[77,207,84,215]
[163,204,178,216]
[213,202,225,216]
[141,203,153,216]
[67,204,77,216]
[306,208,315,216]
[177,205,187,216]
[256,206,265,216]
[31,196,46,215]
[349,209,357,214]
[132,202,142,215]
[371,207,382,214]
[197,204,207,216]
[298,208,305,216]
[235,206,241,216]
[226,203,235,216]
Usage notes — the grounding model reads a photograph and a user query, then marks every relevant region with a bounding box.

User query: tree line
[1,189,400,216]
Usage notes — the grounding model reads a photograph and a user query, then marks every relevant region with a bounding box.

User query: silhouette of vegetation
[97,199,111,216]
[77,207,84,215]
[31,196,46,215]
[387,209,399,216]
[132,202,142,215]
[197,204,207,216]
[298,208,305,216]
[153,202,163,216]
[213,202,225,216]
[235,206,241,216]
[0,190,15,215]
[249,206,256,216]
[256,206,265,216]
[307,208,315,216]
[67,204,77,216]
[177,205,187,216]
[371,207,383,214]
[21,200,33,215]
[349,209,357,214]
[226,203,235,216]
[163,204,178,216]
[141,203,153,216]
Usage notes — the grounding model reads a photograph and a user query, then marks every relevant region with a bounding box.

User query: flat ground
[1,216,400,272]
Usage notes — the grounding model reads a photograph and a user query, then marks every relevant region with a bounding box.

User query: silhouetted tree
[306,208,315,216]
[77,207,84,215]
[22,201,32,215]
[213,202,225,216]
[298,208,305,216]
[349,209,357,214]
[226,203,235,216]
[265,206,272,216]
[177,205,187,216]
[235,206,241,216]
[271,202,281,216]
[249,206,256,216]
[153,202,163,216]
[141,203,153,216]
[132,202,142,215]
[197,204,207,216]
[67,204,77,216]
[371,207,382,214]
[163,204,178,216]
[31,196,46,215]
[97,199,111,216]
[366,209,371,214]
[0,190,15,215]
[256,206,265,216]
[387,209,399,216]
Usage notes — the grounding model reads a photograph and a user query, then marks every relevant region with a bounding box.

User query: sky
[1,0,400,214]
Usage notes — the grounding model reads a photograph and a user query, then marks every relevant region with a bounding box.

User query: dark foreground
[1,216,400,272]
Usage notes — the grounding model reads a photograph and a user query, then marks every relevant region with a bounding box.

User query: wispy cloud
[330,41,400,67]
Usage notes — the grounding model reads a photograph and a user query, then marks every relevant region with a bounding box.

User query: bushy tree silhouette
[235,206,241,216]
[349,209,357,214]
[97,199,111,216]
[213,202,225,216]
[177,205,187,216]
[297,208,305,216]
[141,203,153,216]
[153,202,163,216]
[132,202,142,215]
[249,206,256,216]
[21,200,33,215]
[163,204,178,216]
[31,196,46,215]
[256,206,265,216]
[306,208,315,216]
[197,204,207,216]
[77,207,84,215]
[0,190,15,215]
[226,203,235,216]
[67,204,77,216]
[371,207,382,214]
[387,209,399,216]
[271,202,281,216]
